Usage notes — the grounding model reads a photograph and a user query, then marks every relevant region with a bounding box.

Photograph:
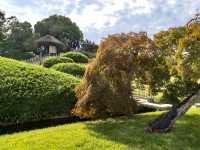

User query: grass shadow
[86,111,200,150]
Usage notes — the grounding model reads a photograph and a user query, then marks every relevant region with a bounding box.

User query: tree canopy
[176,23,200,83]
[146,15,200,132]
[150,17,200,104]
[0,10,5,41]
[1,16,34,59]
[34,15,83,50]
[81,39,98,52]
[5,18,33,51]
[0,11,39,59]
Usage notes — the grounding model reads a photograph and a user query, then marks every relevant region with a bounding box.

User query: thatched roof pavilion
[35,35,64,55]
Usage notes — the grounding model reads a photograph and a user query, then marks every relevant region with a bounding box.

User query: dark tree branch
[146,89,200,133]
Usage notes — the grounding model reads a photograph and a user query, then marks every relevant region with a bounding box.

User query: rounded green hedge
[0,57,80,124]
[61,52,89,63]
[43,56,74,68]
[51,63,86,77]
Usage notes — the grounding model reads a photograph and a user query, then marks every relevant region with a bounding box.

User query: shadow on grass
[86,113,200,150]
[0,116,88,135]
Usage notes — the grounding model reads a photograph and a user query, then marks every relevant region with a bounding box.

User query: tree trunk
[146,89,200,133]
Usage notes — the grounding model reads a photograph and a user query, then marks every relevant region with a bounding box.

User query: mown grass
[0,108,199,150]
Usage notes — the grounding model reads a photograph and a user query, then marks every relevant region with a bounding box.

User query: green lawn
[0,108,200,150]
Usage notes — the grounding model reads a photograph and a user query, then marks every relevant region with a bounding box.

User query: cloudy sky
[0,0,200,43]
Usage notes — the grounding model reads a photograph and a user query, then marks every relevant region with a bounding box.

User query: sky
[0,0,200,43]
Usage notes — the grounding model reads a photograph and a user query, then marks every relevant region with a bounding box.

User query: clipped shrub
[61,52,89,63]
[0,56,80,124]
[52,63,86,77]
[43,56,74,68]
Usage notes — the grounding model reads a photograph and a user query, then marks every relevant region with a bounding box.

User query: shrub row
[51,63,86,77]
[61,52,89,63]
[0,57,80,124]
[43,56,74,68]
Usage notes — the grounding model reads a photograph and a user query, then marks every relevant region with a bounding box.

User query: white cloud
[32,0,72,15]
[1,0,200,42]
[69,0,155,30]
[0,0,44,25]
[167,0,176,6]
[0,0,155,30]
[69,4,119,30]
[97,0,154,14]
[0,0,73,25]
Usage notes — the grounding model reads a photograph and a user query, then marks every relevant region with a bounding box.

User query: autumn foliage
[72,32,158,119]
[176,23,200,82]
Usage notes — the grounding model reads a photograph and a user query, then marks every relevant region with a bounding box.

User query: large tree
[176,23,200,83]
[154,26,186,76]
[5,18,33,51]
[146,14,200,133]
[4,16,33,58]
[0,14,34,59]
[152,25,199,104]
[72,32,159,119]
[34,15,83,50]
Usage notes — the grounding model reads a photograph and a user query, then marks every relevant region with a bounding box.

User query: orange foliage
[72,32,158,119]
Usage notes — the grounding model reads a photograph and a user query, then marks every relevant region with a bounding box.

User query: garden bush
[0,56,80,124]
[43,56,74,68]
[61,52,89,63]
[51,63,86,77]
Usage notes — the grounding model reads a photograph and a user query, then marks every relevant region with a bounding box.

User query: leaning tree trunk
[146,89,200,133]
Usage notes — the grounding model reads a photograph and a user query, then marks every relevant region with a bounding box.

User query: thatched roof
[35,35,64,47]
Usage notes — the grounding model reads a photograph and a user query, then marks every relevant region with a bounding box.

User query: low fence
[132,83,154,101]
[24,56,48,65]
[24,54,61,65]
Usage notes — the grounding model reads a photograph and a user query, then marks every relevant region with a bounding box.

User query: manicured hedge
[51,63,86,77]
[43,56,74,68]
[2,51,35,60]
[61,52,89,63]
[0,57,80,124]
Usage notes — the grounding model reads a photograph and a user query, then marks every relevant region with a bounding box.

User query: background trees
[81,39,98,52]
[34,15,83,50]
[176,23,200,83]
[0,10,5,41]
[5,18,33,51]
[0,13,34,59]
